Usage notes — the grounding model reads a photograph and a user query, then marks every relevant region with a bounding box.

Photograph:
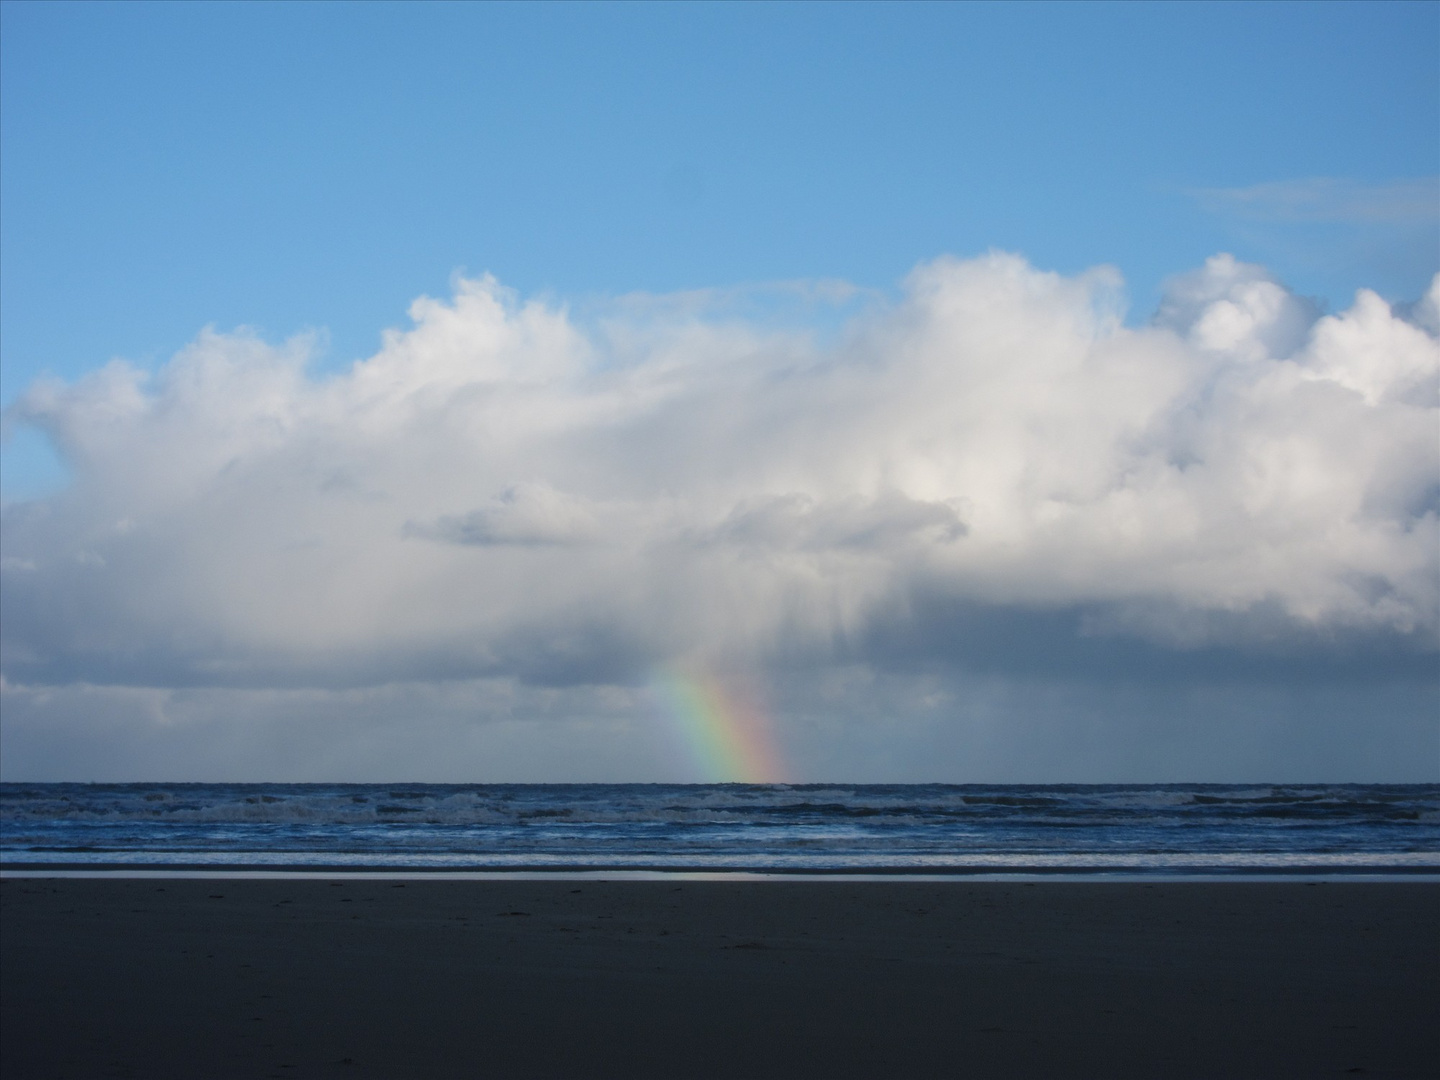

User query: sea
[2,782,1437,876]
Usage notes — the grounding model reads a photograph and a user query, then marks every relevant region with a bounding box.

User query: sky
[1,1,1436,782]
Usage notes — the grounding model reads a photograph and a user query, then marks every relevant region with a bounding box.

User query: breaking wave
[2,783,1435,871]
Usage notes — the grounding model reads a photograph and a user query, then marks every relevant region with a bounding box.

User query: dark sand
[1,878,1435,1079]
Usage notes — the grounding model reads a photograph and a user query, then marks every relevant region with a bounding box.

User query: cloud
[408,482,604,547]
[1155,253,1322,360]
[1194,177,1440,226]
[4,668,1434,783]
[1190,178,1440,304]
[0,674,667,783]
[705,491,967,552]
[2,253,1437,700]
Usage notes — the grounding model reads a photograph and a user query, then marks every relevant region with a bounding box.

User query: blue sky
[4,2,1435,399]
[1,2,1436,781]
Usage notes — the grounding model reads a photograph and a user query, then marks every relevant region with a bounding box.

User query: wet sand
[2,878,1435,1078]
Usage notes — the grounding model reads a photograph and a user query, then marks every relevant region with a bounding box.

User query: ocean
[2,782,1436,874]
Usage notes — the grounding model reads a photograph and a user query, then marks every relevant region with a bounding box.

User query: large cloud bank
[3,253,1438,699]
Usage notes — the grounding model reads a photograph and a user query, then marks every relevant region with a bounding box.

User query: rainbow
[652,667,787,783]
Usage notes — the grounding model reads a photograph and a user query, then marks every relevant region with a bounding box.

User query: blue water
[2,783,1436,873]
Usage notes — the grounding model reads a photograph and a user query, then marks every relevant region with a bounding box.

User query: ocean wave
[3,783,1436,870]
[3,783,1435,825]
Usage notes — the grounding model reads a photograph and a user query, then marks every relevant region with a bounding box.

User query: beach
[2,878,1435,1079]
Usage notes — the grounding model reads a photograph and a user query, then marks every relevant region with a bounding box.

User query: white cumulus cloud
[2,253,1436,693]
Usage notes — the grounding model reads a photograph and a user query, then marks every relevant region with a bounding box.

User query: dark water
[2,782,1436,873]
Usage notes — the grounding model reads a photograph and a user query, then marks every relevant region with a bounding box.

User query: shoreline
[4,877,1436,1078]
[5,864,1440,882]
